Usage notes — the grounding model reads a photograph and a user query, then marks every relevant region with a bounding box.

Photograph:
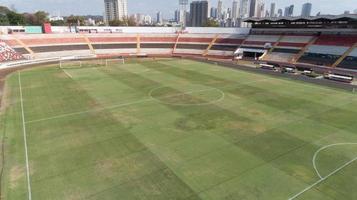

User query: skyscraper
[104,0,128,23]
[239,0,249,18]
[232,0,239,19]
[270,3,276,17]
[277,9,283,17]
[179,0,189,26]
[217,0,223,19]
[210,7,218,19]
[156,11,163,24]
[256,1,265,18]
[249,0,256,17]
[175,9,181,22]
[249,0,264,18]
[301,3,312,17]
[189,0,209,27]
[284,5,294,17]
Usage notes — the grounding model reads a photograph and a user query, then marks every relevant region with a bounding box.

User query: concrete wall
[0,26,251,35]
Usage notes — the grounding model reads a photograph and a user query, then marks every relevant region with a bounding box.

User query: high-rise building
[175,10,180,22]
[284,5,294,17]
[239,0,249,18]
[301,3,312,17]
[277,9,283,17]
[270,3,276,17]
[189,0,209,27]
[179,0,189,26]
[104,0,128,23]
[232,0,239,19]
[156,11,163,24]
[249,0,264,18]
[249,0,256,17]
[256,1,265,18]
[143,15,152,24]
[227,8,232,19]
[217,0,223,19]
[265,10,270,17]
[210,7,218,19]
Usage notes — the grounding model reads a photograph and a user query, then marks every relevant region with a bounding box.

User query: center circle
[149,85,225,106]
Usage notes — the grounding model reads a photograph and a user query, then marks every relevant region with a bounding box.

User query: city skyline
[0,0,356,18]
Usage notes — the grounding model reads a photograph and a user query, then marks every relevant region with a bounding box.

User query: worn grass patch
[1,58,356,200]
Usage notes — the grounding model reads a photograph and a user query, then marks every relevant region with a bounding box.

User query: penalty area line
[18,72,32,200]
[289,155,357,200]
[62,69,73,79]
[25,98,153,124]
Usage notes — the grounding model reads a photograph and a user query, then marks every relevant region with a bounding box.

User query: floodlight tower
[179,0,188,28]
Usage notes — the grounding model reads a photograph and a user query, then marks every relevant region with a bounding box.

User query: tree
[24,11,48,25]
[6,11,25,25]
[0,6,11,15]
[66,15,85,26]
[203,19,219,27]
[109,17,137,27]
[127,16,137,26]
[109,19,125,26]
[51,20,65,26]
[23,13,36,25]
[0,14,9,25]
[34,11,49,25]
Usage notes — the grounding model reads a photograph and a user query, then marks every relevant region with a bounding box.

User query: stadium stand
[0,32,242,60]
[338,47,357,70]
[298,45,348,66]
[0,23,356,77]
[0,42,23,62]
[314,35,357,46]
[297,35,357,66]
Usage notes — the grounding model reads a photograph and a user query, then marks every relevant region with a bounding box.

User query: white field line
[18,72,32,200]
[26,87,221,124]
[25,78,271,124]
[62,69,73,79]
[148,86,225,106]
[313,143,357,179]
[289,143,357,200]
[25,98,153,124]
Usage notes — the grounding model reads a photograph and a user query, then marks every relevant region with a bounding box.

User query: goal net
[105,58,125,67]
[59,59,107,69]
[59,60,82,69]
[59,59,125,69]
[81,59,105,68]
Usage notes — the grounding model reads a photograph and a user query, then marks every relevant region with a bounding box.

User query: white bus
[325,74,353,83]
[259,63,276,71]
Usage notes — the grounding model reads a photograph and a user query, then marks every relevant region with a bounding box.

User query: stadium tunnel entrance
[234,48,266,60]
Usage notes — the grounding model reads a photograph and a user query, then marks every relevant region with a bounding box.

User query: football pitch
[1,58,357,200]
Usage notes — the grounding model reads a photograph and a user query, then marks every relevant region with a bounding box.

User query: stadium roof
[244,14,357,23]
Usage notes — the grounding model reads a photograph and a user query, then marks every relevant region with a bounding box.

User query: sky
[0,0,356,18]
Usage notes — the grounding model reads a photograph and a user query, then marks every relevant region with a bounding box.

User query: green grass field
[1,58,357,200]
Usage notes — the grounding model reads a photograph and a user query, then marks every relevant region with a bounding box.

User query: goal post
[59,60,82,69]
[80,59,105,68]
[105,58,125,67]
[59,58,125,69]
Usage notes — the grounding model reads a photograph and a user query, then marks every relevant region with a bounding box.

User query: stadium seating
[314,35,357,46]
[0,33,242,59]
[338,48,357,70]
[263,52,295,63]
[1,31,355,72]
[299,45,348,66]
[0,42,23,62]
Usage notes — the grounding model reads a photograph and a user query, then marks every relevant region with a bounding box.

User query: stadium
[0,13,357,200]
